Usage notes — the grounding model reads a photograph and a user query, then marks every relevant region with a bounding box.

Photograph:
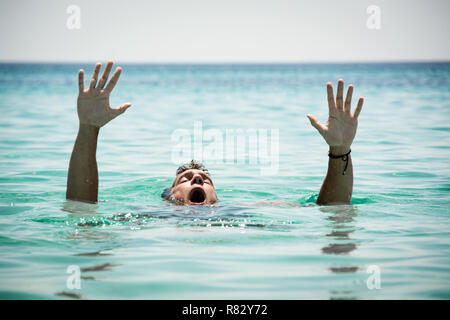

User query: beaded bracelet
[328,149,351,175]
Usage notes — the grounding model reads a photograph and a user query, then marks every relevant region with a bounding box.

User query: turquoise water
[0,62,449,299]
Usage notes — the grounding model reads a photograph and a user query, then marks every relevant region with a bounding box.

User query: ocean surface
[0,62,449,299]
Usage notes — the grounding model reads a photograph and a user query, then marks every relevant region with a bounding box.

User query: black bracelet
[328,149,351,175]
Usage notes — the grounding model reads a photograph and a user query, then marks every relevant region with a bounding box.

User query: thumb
[306,114,325,135]
[111,103,132,118]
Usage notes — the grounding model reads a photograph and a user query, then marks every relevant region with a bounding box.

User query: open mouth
[188,187,206,204]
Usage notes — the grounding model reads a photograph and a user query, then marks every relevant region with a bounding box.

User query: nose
[191,174,204,186]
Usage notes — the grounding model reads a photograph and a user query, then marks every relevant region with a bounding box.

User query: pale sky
[0,0,449,63]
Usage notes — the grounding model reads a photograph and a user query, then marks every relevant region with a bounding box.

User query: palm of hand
[307,80,363,148]
[77,62,131,128]
[78,91,115,128]
[323,108,357,147]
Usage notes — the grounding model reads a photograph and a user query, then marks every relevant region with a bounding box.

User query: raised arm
[306,79,364,205]
[66,61,131,203]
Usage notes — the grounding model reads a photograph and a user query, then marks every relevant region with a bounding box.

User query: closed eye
[178,173,193,184]
[203,177,213,185]
[179,177,189,183]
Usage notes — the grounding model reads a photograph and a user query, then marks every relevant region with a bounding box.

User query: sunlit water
[0,63,449,299]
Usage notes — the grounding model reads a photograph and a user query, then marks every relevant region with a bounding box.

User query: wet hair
[175,160,210,177]
[161,160,210,201]
[161,187,173,201]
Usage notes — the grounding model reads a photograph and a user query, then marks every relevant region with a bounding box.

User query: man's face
[171,169,218,205]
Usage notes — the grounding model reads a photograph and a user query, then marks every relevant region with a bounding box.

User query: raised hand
[307,79,364,152]
[77,61,131,128]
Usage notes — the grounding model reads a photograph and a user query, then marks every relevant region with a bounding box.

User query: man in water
[66,61,364,206]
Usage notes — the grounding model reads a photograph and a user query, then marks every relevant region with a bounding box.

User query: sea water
[0,62,449,299]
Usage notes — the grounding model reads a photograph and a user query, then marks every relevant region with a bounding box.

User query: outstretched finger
[111,103,132,119]
[306,114,326,136]
[104,67,122,94]
[336,79,344,111]
[78,69,84,93]
[327,82,335,111]
[344,85,353,114]
[353,98,364,118]
[89,63,101,89]
[97,61,113,89]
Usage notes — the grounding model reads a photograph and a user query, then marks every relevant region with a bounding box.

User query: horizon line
[1,59,449,65]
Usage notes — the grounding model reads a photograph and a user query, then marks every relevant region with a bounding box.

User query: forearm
[66,124,100,203]
[316,146,353,205]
